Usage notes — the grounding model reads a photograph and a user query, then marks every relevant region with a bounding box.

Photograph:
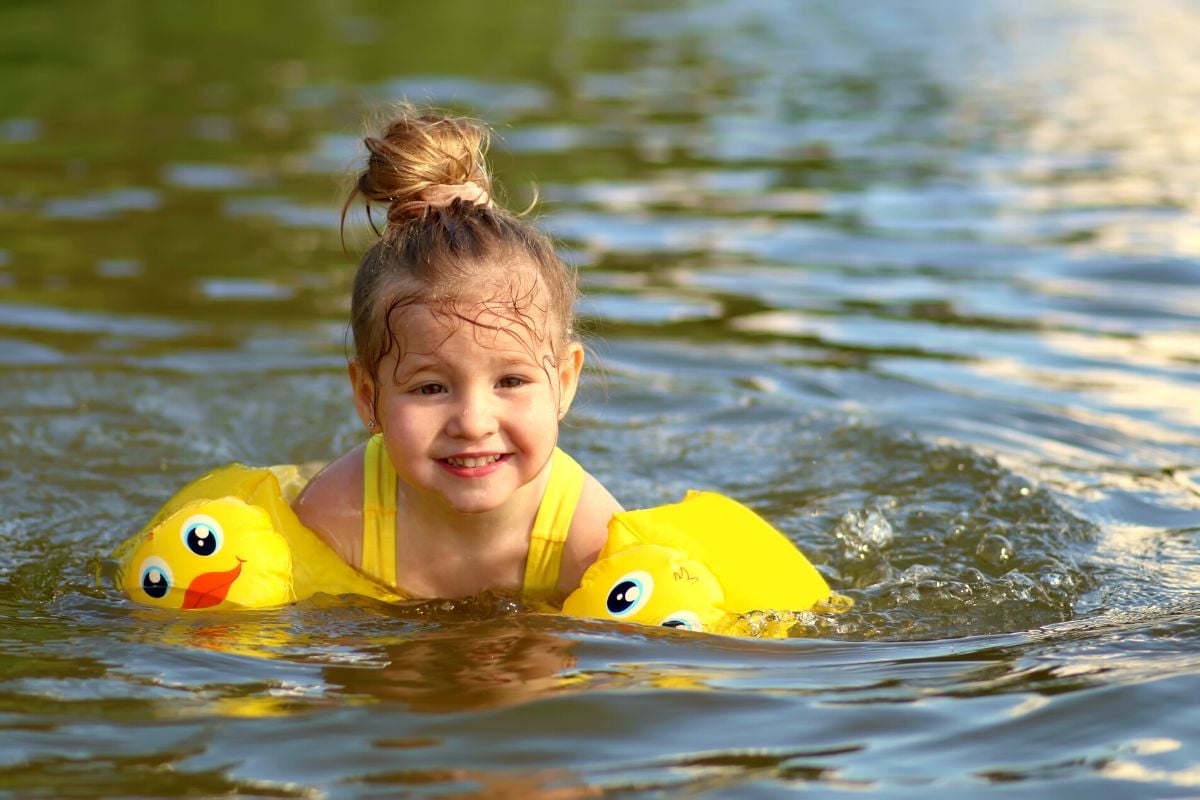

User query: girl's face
[352,296,583,517]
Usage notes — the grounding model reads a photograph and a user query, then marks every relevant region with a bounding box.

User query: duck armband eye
[660,611,703,631]
[181,514,223,557]
[606,571,654,617]
[138,556,173,599]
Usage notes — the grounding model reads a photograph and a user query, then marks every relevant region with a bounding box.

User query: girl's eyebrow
[391,357,440,384]
[499,355,539,369]
[389,349,542,384]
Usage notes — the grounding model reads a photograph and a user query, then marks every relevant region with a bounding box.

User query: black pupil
[662,620,686,628]
[187,525,217,556]
[607,580,639,614]
[142,569,169,598]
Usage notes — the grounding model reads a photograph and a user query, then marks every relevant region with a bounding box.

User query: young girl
[293,108,623,603]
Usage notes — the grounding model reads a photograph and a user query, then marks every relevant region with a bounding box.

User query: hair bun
[388,180,494,222]
[353,109,496,229]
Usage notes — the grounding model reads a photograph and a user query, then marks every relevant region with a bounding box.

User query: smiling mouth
[443,454,506,468]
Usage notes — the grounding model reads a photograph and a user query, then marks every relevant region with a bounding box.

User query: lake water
[2,1,1199,797]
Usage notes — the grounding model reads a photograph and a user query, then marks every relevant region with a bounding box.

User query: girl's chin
[428,481,520,516]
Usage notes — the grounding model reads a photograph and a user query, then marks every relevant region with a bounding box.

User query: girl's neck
[391,463,553,598]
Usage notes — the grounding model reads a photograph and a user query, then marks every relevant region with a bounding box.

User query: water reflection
[325,622,582,713]
[42,188,161,221]
[352,764,602,799]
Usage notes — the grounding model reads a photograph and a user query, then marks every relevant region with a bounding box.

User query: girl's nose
[447,391,499,440]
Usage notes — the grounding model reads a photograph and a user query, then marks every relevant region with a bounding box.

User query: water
[2,0,1199,796]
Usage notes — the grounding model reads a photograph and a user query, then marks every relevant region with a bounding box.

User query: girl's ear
[556,342,586,418]
[348,359,378,430]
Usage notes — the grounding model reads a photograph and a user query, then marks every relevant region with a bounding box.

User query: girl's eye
[497,376,526,389]
[417,384,446,396]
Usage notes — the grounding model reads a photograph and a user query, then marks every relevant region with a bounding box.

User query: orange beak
[183,559,244,610]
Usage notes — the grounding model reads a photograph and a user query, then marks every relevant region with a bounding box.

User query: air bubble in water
[976,533,1015,569]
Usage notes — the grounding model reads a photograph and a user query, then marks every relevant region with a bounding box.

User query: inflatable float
[561,490,849,633]
[113,464,400,609]
[112,465,847,635]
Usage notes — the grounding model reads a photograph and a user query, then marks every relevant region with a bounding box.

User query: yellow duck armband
[561,491,850,635]
[113,464,401,609]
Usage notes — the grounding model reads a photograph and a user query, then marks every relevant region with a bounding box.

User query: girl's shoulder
[292,442,367,568]
[558,469,623,594]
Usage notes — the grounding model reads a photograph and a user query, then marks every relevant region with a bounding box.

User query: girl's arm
[292,444,366,569]
[557,472,623,595]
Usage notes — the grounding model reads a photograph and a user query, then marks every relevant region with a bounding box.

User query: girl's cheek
[384,402,430,430]
[517,387,551,411]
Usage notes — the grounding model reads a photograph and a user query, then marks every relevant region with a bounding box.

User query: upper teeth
[446,455,502,468]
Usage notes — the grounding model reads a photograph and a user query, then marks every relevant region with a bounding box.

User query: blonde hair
[342,107,578,385]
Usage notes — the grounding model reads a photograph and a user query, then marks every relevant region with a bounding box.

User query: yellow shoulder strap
[522,448,585,600]
[361,434,397,586]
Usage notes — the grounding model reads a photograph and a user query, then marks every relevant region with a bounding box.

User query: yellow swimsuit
[360,434,584,600]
